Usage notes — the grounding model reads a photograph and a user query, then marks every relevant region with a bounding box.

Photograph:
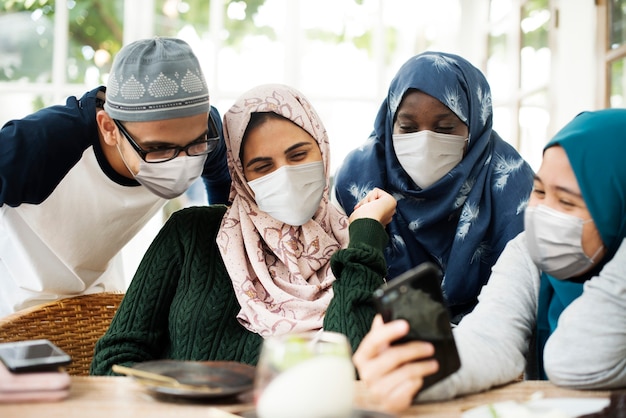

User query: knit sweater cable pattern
[90,206,388,375]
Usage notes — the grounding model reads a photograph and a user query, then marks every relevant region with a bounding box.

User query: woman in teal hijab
[533,108,626,379]
[351,109,626,413]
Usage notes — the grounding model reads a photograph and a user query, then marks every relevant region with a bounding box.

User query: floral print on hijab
[217,84,349,337]
[334,52,534,318]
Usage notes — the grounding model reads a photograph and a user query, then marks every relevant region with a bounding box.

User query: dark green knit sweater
[90,205,388,376]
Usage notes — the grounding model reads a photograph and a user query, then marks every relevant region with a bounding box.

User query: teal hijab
[535,109,626,378]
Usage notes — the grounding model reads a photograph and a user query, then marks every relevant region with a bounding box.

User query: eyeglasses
[113,114,220,163]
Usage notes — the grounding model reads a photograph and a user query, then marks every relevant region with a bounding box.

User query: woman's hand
[349,187,396,225]
[353,315,439,413]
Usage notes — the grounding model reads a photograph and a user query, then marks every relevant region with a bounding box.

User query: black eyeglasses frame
[113,114,220,163]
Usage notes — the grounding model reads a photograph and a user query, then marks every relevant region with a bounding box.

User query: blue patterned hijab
[535,109,626,378]
[334,51,534,317]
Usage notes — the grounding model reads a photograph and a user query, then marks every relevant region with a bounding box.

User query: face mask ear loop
[581,218,604,264]
[587,243,604,264]
[116,141,138,177]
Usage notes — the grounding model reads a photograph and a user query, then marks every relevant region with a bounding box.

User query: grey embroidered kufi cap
[104,37,210,122]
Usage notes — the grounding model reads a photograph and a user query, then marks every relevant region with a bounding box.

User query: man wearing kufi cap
[0,37,230,317]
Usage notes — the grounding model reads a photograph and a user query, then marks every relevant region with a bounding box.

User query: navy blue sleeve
[332,155,358,216]
[0,87,101,207]
[201,106,231,205]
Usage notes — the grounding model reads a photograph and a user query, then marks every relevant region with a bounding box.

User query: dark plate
[131,360,255,399]
[238,408,397,418]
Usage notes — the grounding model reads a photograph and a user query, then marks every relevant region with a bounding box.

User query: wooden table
[0,376,612,418]
[375,380,610,417]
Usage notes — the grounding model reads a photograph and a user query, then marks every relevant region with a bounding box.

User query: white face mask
[248,161,325,226]
[117,143,207,199]
[392,130,467,189]
[524,205,603,279]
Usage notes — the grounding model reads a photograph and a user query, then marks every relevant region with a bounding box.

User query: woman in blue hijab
[352,109,626,413]
[334,51,534,319]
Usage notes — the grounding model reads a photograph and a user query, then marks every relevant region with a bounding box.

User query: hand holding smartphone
[373,262,460,391]
[0,339,71,373]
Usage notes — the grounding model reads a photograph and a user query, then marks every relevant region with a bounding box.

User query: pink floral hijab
[216,84,349,337]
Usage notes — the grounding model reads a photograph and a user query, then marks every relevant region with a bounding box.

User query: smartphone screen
[0,339,71,373]
[373,262,460,391]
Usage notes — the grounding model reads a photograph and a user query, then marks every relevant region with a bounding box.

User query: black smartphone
[0,339,71,373]
[373,262,460,391]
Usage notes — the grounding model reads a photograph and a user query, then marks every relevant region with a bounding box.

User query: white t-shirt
[0,147,164,316]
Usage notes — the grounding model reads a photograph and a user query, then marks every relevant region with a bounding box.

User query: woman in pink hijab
[91,84,396,375]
